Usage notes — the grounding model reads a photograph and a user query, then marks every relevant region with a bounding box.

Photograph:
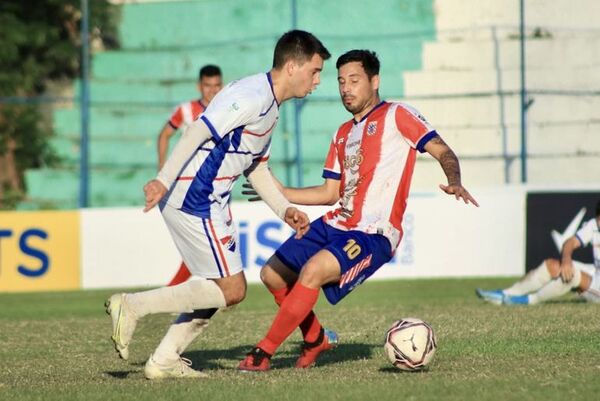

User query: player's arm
[242,174,340,206]
[144,120,212,212]
[157,123,177,170]
[246,161,310,239]
[281,179,340,206]
[424,135,479,207]
[559,235,583,282]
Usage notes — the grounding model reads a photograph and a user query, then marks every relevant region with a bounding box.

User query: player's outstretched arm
[242,177,340,206]
[246,161,311,238]
[424,136,479,207]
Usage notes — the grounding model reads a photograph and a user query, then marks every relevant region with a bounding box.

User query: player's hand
[241,182,262,202]
[439,184,479,207]
[143,179,167,212]
[559,261,575,283]
[284,207,310,239]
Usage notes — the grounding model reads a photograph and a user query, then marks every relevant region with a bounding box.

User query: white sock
[153,308,218,364]
[504,261,552,295]
[126,279,226,318]
[528,268,582,305]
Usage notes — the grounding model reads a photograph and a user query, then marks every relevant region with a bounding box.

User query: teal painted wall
[21,0,435,209]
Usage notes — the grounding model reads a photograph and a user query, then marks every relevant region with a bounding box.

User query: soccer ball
[384,318,437,371]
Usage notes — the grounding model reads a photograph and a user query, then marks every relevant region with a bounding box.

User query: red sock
[167,262,192,286]
[268,286,322,343]
[258,283,320,355]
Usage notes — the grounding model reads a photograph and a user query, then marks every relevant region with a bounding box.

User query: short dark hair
[199,64,222,80]
[272,30,331,69]
[596,200,600,217]
[336,50,380,79]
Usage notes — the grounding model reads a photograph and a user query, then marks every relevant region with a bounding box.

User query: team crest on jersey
[366,121,377,136]
[220,235,236,252]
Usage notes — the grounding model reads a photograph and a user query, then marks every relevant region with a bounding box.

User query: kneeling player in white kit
[477,200,600,305]
[105,30,331,379]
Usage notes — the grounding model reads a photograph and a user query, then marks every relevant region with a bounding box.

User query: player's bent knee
[545,258,560,277]
[223,286,246,306]
[299,260,327,288]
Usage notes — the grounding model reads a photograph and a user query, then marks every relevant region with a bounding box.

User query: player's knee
[545,258,560,278]
[299,260,326,287]
[260,265,274,286]
[224,286,246,306]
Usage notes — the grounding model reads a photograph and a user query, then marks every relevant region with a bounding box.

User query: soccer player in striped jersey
[157,65,223,287]
[239,49,478,371]
[477,200,600,305]
[105,30,330,379]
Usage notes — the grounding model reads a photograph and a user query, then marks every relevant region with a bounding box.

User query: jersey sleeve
[168,105,184,129]
[395,103,438,153]
[575,218,596,246]
[198,86,262,141]
[322,132,341,180]
[255,140,271,163]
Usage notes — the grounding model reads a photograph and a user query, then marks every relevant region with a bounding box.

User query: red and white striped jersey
[167,99,207,130]
[322,101,438,251]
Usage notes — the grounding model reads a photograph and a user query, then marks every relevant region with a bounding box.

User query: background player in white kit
[477,200,600,305]
[105,30,331,379]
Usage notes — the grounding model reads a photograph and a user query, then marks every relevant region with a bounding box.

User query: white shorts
[161,203,243,279]
[580,265,600,303]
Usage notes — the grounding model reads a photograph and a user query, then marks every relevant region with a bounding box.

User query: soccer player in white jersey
[105,30,331,379]
[238,49,478,371]
[157,65,223,287]
[477,200,600,305]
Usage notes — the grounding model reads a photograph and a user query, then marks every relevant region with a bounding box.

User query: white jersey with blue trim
[163,72,278,218]
[575,218,600,269]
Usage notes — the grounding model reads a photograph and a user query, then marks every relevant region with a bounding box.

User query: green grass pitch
[1,278,599,401]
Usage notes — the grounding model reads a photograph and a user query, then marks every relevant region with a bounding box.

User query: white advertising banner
[81,187,526,289]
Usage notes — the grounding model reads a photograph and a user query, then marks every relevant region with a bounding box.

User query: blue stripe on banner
[416,131,439,153]
[181,136,231,217]
[202,218,224,278]
[200,115,221,141]
[322,170,341,180]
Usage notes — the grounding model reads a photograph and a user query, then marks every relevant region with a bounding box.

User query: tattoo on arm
[431,137,461,186]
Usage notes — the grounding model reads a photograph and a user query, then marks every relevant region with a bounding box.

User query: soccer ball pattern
[384,317,437,371]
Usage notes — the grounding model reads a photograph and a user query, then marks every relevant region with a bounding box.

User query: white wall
[80,187,526,289]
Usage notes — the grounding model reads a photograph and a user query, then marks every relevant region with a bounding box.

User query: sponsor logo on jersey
[220,235,236,252]
[366,121,377,136]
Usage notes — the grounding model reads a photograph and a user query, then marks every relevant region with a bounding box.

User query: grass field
[1,277,599,401]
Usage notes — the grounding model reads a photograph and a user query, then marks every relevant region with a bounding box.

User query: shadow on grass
[104,370,132,379]
[183,342,378,370]
[378,366,431,374]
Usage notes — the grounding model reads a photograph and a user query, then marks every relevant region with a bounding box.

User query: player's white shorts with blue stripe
[161,203,242,279]
[579,263,600,303]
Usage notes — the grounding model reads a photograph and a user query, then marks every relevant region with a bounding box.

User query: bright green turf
[1,278,599,401]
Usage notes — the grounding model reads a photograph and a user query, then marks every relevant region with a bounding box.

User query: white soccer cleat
[144,354,208,379]
[105,293,138,360]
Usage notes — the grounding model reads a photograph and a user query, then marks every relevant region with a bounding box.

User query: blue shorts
[274,218,393,305]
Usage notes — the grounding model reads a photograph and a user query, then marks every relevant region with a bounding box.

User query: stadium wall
[1,187,531,292]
